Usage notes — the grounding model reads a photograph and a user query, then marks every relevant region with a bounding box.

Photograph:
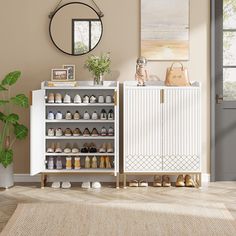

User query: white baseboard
[14,173,211,183]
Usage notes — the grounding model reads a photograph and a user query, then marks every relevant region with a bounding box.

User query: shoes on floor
[100,109,107,120]
[55,93,62,103]
[81,182,91,189]
[48,93,54,103]
[74,94,82,103]
[83,95,89,104]
[64,128,72,136]
[153,175,162,187]
[65,111,72,120]
[47,111,54,120]
[51,181,60,189]
[176,175,185,187]
[61,182,71,189]
[98,95,104,103]
[74,157,81,170]
[108,109,114,120]
[48,128,54,137]
[90,95,97,103]
[162,175,171,187]
[83,111,90,120]
[73,110,80,120]
[139,180,148,187]
[185,175,195,187]
[55,128,63,137]
[129,179,139,187]
[73,128,82,137]
[92,182,101,189]
[63,94,71,103]
[48,157,54,170]
[55,111,63,120]
[91,111,98,120]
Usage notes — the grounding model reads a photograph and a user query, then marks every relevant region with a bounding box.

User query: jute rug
[1,202,236,236]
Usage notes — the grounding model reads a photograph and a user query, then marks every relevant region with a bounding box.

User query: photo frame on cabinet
[141,0,190,61]
[51,69,68,81]
[63,65,76,81]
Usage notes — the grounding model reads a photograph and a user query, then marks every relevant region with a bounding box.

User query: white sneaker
[48,93,55,103]
[55,93,62,103]
[55,128,63,137]
[65,111,72,120]
[48,128,54,136]
[47,111,54,120]
[91,111,98,120]
[55,111,63,120]
[51,181,61,189]
[92,182,101,189]
[83,95,89,103]
[63,94,71,103]
[61,182,71,189]
[90,95,97,103]
[98,95,104,103]
[74,94,82,103]
[81,182,91,189]
[83,111,90,120]
[105,95,112,103]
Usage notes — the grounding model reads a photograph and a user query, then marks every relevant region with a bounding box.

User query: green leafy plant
[0,71,29,168]
[84,52,111,79]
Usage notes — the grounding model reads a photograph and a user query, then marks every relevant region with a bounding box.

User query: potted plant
[84,52,111,85]
[0,71,29,189]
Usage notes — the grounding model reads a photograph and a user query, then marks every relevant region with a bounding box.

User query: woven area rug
[1,202,236,236]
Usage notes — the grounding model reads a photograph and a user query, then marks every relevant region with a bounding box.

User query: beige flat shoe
[153,175,162,187]
[185,175,195,187]
[162,175,171,187]
[139,180,148,187]
[176,175,185,187]
[129,180,139,187]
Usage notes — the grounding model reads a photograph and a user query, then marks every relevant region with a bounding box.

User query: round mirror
[49,2,103,56]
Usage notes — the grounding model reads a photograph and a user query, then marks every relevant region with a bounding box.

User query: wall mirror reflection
[49,2,103,56]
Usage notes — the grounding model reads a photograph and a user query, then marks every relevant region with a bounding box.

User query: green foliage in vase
[0,71,29,168]
[84,52,111,78]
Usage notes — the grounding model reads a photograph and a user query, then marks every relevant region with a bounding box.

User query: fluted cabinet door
[162,88,201,172]
[124,87,162,172]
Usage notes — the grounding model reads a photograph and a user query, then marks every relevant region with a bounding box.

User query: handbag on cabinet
[165,62,190,86]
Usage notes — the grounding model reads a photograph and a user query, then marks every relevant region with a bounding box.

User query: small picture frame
[63,65,76,81]
[51,69,68,81]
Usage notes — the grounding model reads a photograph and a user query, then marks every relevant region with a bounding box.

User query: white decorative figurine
[135,57,149,86]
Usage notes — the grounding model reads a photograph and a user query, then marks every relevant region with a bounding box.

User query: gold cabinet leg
[123,174,127,189]
[116,173,120,189]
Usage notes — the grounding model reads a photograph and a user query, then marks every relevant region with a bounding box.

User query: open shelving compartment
[30,81,119,188]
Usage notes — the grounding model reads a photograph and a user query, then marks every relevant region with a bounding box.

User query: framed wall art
[63,65,76,81]
[51,69,68,81]
[141,0,190,61]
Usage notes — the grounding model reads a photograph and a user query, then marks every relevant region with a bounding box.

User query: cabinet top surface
[124,81,200,88]
[41,81,119,90]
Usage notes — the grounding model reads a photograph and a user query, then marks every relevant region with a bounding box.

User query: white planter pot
[0,163,14,189]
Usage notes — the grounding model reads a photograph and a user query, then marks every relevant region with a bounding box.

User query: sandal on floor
[176,175,185,187]
[129,179,139,187]
[185,175,195,187]
[139,180,148,187]
[162,175,171,187]
[153,175,162,187]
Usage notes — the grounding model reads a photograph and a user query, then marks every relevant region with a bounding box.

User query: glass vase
[94,74,104,86]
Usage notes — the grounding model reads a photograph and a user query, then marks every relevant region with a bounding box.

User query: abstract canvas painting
[141,0,189,61]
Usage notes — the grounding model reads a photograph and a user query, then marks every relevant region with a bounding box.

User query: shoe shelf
[46,103,115,107]
[45,153,115,156]
[46,120,114,123]
[45,136,115,140]
[30,81,119,188]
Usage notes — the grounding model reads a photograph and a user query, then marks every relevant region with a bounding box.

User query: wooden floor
[1,182,236,233]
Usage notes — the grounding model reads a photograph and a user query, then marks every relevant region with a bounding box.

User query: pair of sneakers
[48,128,63,137]
[100,109,114,120]
[99,143,114,153]
[82,95,97,104]
[52,181,71,189]
[65,111,80,120]
[47,143,62,153]
[47,111,63,120]
[81,143,97,153]
[81,181,101,189]
[64,128,82,137]
[47,93,63,103]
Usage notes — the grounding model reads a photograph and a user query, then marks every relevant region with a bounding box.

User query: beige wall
[0,0,210,174]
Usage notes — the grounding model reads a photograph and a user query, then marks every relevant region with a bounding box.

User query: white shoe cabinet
[123,81,201,187]
[30,81,119,188]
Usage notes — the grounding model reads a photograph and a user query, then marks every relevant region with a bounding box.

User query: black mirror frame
[49,2,103,56]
